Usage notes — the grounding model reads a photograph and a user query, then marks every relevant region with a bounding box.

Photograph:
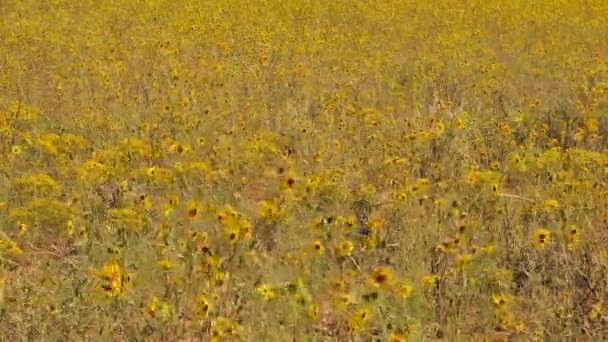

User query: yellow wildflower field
[1,0,607,340]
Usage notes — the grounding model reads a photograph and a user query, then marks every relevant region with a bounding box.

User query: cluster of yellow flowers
[0,0,607,340]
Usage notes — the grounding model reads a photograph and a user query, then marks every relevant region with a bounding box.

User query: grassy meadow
[1,0,608,340]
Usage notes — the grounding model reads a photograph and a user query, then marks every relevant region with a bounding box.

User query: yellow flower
[490,182,500,195]
[422,274,439,287]
[281,175,296,190]
[225,225,240,244]
[492,293,509,307]
[47,304,59,316]
[197,294,213,318]
[92,262,127,297]
[436,239,455,254]
[334,292,355,308]
[157,258,173,271]
[214,271,225,287]
[160,303,172,320]
[148,296,159,315]
[6,241,23,256]
[308,303,319,321]
[533,228,552,248]
[11,145,22,155]
[409,178,429,195]
[65,220,74,236]
[479,243,495,255]
[137,193,153,211]
[394,191,408,201]
[397,283,413,299]
[312,240,325,255]
[186,198,202,219]
[256,283,276,301]
[564,225,580,249]
[259,200,278,219]
[211,316,239,338]
[310,217,323,232]
[387,334,407,342]
[335,239,355,257]
[166,194,179,208]
[78,225,88,240]
[118,180,129,192]
[168,142,188,154]
[589,303,602,320]
[237,217,253,241]
[107,246,121,259]
[508,153,526,171]
[432,120,445,135]
[348,308,370,332]
[544,199,559,211]
[369,266,393,288]
[18,223,28,236]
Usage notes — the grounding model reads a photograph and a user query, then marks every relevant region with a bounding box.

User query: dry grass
[1,0,608,341]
